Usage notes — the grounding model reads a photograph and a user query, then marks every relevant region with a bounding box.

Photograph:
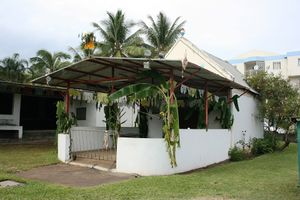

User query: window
[273,61,281,70]
[76,107,86,120]
[298,58,300,66]
[0,92,14,114]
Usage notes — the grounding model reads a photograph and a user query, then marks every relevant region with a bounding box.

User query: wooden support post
[66,82,70,114]
[227,89,232,103]
[204,82,208,130]
[111,66,115,93]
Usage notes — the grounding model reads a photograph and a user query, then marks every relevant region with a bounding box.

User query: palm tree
[141,12,185,57]
[0,53,28,82]
[92,10,145,57]
[30,50,71,77]
[68,44,102,63]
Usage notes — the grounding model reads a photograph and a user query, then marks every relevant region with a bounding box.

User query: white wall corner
[58,134,71,162]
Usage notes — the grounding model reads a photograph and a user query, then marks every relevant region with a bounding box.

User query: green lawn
[0,144,299,200]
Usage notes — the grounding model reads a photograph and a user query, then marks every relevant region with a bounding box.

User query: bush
[228,146,247,161]
[251,134,277,156]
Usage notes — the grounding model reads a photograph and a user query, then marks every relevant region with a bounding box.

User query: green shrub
[251,135,277,156]
[228,146,247,161]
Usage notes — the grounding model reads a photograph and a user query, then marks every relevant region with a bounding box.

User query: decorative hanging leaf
[232,94,240,112]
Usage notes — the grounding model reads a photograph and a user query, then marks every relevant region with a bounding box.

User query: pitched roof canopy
[32,56,254,96]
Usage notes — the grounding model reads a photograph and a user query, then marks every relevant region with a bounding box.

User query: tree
[30,49,71,78]
[68,46,96,63]
[140,12,185,57]
[0,53,28,82]
[92,10,145,57]
[247,71,300,150]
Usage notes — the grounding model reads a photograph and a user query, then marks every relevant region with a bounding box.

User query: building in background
[229,50,300,87]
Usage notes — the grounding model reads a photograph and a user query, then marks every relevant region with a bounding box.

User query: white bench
[0,125,23,139]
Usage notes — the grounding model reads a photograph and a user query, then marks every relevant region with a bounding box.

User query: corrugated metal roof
[32,56,251,96]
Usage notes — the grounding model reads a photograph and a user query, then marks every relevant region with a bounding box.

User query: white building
[35,38,264,176]
[229,50,300,87]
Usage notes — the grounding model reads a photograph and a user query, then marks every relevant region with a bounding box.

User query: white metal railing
[70,126,139,152]
[71,127,106,152]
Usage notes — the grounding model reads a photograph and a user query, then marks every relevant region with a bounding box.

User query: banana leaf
[232,94,240,111]
[109,83,159,101]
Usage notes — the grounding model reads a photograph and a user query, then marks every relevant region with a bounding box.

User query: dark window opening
[20,95,62,130]
[0,93,13,114]
[76,107,86,120]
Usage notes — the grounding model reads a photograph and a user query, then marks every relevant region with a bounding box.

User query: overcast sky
[0,0,299,61]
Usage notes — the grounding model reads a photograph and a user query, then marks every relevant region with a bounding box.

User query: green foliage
[251,134,278,156]
[0,53,28,82]
[214,97,234,129]
[30,49,71,79]
[140,12,185,56]
[56,101,76,134]
[1,144,299,200]
[184,91,206,129]
[92,10,145,57]
[228,146,248,161]
[247,72,300,132]
[109,70,180,167]
[103,103,126,148]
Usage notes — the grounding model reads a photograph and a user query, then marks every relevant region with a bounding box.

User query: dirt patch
[17,163,134,187]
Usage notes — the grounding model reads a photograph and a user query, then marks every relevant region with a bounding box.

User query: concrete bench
[0,125,23,139]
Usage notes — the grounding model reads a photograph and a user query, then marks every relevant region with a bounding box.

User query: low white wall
[58,134,71,162]
[116,129,231,176]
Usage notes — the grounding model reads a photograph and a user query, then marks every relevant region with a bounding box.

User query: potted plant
[56,101,76,162]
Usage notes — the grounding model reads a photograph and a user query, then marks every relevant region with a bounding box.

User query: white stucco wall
[264,59,288,78]
[235,63,245,75]
[116,129,231,176]
[287,55,300,77]
[231,89,264,144]
[147,114,163,138]
[70,101,97,127]
[165,38,232,80]
[70,101,137,127]
[0,94,21,126]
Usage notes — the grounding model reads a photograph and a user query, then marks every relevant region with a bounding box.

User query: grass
[0,144,300,200]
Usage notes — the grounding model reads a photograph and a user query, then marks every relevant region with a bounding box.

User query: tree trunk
[279,132,290,151]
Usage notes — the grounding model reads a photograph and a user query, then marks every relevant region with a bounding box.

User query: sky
[0,0,299,61]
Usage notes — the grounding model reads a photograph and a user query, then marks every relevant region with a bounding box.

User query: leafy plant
[109,70,180,167]
[214,97,234,129]
[247,71,300,150]
[92,10,145,57]
[251,135,278,156]
[140,12,185,56]
[103,103,126,148]
[81,32,96,50]
[0,53,28,82]
[56,101,77,134]
[228,146,248,161]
